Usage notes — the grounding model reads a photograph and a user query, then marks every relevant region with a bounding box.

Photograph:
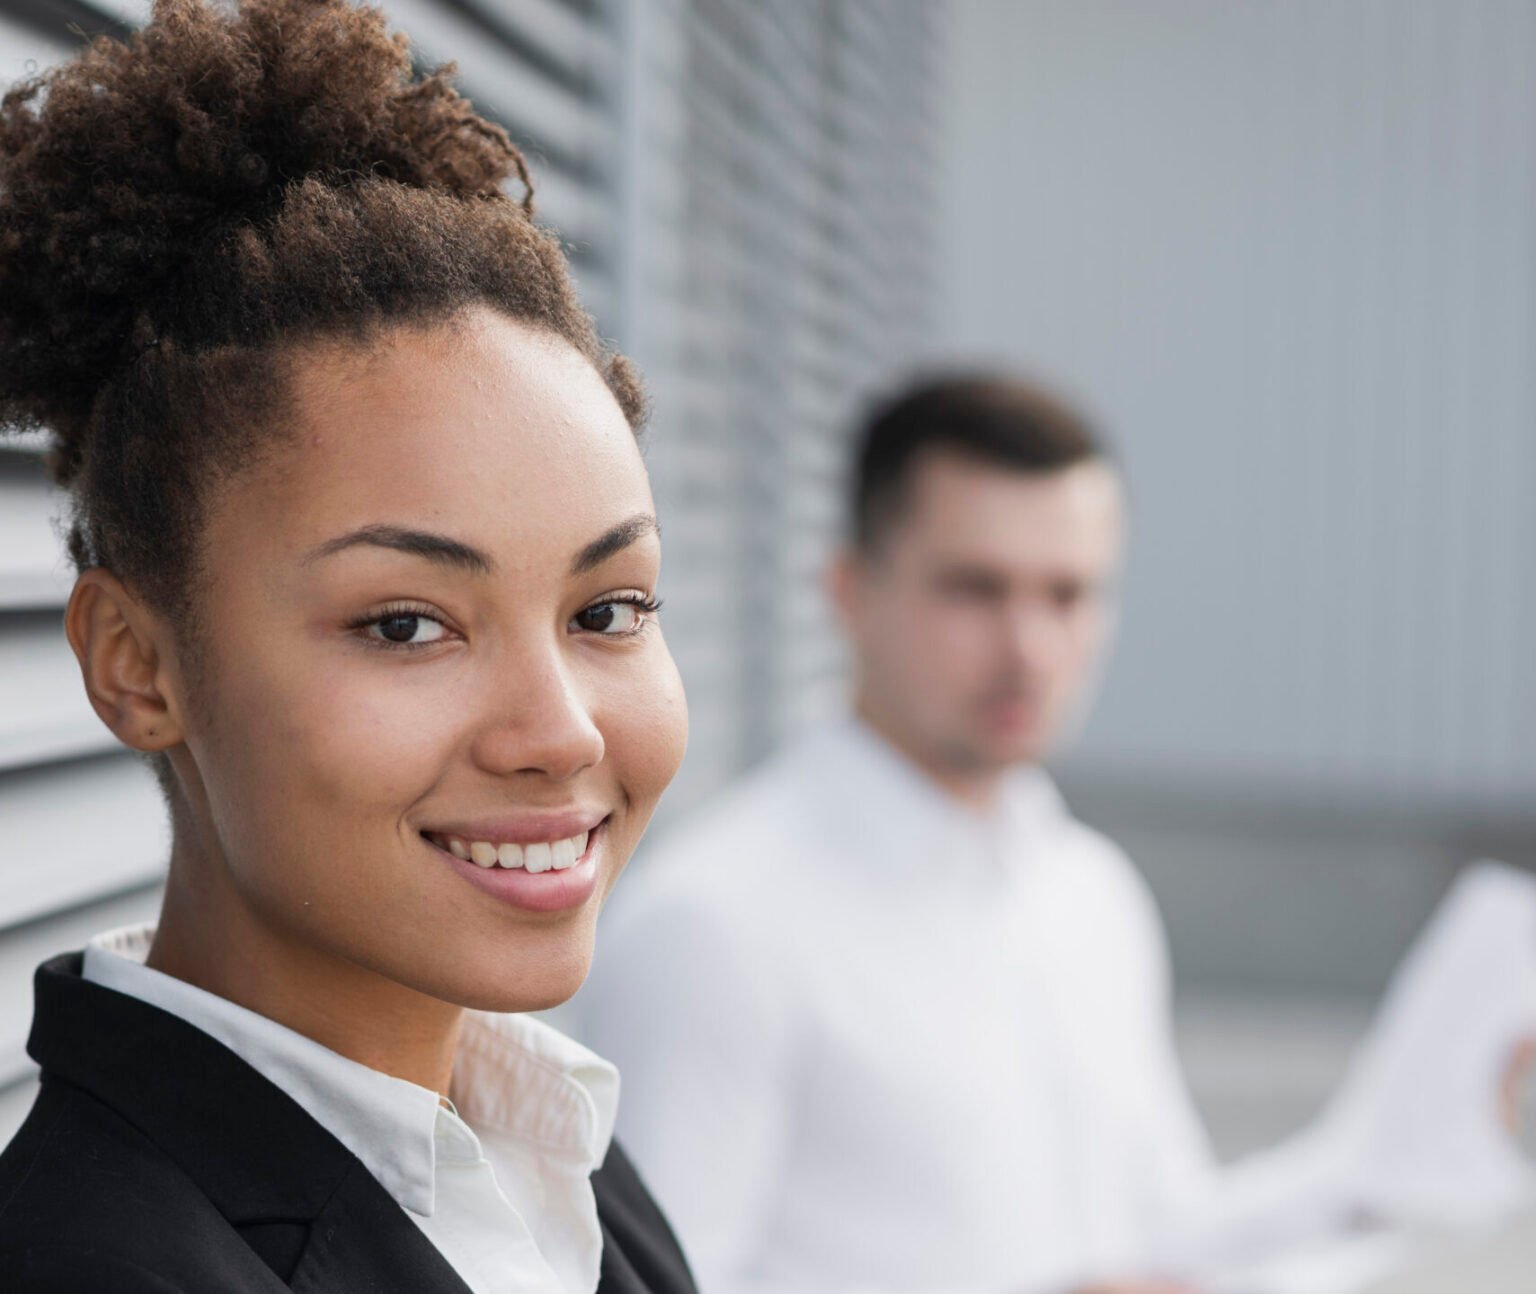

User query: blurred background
[0,0,1532,1210]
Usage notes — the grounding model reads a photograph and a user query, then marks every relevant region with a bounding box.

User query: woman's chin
[477,976,584,1015]
[425,949,594,1016]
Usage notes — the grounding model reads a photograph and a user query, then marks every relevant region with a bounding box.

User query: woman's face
[172,306,686,1011]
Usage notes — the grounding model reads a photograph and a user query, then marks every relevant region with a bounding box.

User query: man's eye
[1053,585,1084,609]
[940,579,1003,602]
[366,613,447,646]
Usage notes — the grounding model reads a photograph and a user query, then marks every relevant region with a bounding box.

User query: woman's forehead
[213,312,651,572]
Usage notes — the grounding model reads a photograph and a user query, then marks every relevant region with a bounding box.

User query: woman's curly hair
[0,0,643,622]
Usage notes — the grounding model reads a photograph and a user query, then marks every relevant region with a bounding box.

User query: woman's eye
[573,598,656,636]
[366,612,447,646]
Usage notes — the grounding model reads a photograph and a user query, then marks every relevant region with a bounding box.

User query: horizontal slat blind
[632,0,939,811]
[0,455,73,609]
[0,0,167,1140]
[0,614,111,769]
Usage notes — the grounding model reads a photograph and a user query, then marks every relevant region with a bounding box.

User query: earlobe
[64,570,187,753]
[825,548,862,629]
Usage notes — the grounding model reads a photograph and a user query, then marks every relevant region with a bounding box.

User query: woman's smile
[423,825,603,913]
[419,813,611,913]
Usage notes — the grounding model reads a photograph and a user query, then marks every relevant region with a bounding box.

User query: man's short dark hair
[851,374,1107,550]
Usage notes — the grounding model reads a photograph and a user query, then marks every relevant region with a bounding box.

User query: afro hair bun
[0,0,534,444]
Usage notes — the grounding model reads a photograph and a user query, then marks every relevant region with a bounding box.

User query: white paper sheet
[1160,862,1536,1294]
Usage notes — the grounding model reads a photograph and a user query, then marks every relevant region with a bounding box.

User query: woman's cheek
[613,637,688,808]
[655,650,690,785]
[321,663,468,790]
[242,650,462,822]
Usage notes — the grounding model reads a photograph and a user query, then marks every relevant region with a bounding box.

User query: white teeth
[445,828,595,874]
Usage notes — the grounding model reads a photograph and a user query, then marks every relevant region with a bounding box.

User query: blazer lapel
[288,1159,474,1294]
[27,954,473,1294]
[597,1221,652,1294]
[29,954,695,1294]
[593,1144,698,1294]
[28,954,353,1219]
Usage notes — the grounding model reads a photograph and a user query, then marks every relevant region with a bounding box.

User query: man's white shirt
[577,717,1216,1294]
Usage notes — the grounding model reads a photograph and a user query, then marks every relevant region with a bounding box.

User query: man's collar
[800,716,1068,875]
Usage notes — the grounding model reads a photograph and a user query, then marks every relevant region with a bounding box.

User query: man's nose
[1001,600,1063,671]
[469,647,605,782]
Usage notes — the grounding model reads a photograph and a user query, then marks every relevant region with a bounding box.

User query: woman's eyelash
[604,593,663,614]
[346,604,450,651]
[345,595,662,649]
[574,592,663,637]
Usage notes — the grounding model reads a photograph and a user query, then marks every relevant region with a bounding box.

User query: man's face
[839,450,1123,778]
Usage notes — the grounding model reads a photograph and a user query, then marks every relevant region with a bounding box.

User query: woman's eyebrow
[570,513,659,576]
[301,524,494,574]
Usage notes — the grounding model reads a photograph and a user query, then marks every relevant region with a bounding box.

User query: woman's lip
[424,826,603,914]
[419,809,609,847]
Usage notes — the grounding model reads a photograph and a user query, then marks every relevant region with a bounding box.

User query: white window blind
[628,0,940,810]
[0,1,167,1137]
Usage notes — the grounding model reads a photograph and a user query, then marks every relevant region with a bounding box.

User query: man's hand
[1501,1036,1536,1134]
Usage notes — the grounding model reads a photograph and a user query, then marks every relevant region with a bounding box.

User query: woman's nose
[470,650,605,782]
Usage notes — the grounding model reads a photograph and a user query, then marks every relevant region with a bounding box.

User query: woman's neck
[147,852,464,1095]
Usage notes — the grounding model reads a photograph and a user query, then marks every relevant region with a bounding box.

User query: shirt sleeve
[1095,835,1222,1268]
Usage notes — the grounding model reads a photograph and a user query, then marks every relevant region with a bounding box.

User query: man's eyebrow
[301,525,495,575]
[571,514,659,576]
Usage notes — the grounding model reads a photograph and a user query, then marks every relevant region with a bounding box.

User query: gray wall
[936,0,1536,999]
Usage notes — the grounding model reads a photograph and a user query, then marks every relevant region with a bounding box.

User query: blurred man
[578,377,1209,1294]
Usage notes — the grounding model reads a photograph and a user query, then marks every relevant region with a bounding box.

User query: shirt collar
[82,924,618,1218]
[452,1001,618,1169]
[806,715,1068,876]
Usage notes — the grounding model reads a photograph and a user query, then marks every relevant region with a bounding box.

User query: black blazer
[0,953,697,1293]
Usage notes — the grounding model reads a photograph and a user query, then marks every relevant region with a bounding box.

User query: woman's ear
[64,569,187,753]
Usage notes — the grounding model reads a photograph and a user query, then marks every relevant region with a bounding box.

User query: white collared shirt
[84,925,619,1294]
[576,718,1216,1294]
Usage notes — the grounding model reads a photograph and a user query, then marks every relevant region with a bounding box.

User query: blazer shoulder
[0,1078,281,1292]
[0,1242,194,1293]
